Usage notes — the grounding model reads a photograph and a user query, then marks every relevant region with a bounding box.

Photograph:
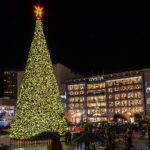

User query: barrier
[10,138,51,149]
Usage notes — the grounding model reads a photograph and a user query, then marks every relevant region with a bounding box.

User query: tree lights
[10,5,67,139]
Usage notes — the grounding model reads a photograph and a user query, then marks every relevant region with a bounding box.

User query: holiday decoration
[34,5,44,19]
[10,4,67,139]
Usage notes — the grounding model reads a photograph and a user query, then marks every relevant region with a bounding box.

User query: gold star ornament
[34,5,44,19]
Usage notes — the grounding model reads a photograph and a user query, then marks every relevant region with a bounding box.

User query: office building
[0,64,81,126]
[3,63,81,105]
[3,71,24,99]
[66,68,150,123]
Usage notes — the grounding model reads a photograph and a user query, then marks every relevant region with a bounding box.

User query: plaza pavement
[0,132,150,150]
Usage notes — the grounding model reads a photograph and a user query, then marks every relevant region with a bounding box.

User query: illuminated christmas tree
[10,5,67,139]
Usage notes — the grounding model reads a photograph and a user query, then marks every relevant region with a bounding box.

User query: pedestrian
[65,130,72,144]
[0,144,8,150]
[65,132,68,144]
[67,131,72,144]
[51,139,63,150]
[148,124,150,140]
[130,145,136,150]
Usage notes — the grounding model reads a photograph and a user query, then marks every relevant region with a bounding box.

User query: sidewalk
[0,133,150,150]
[0,135,10,146]
[132,131,150,150]
[114,131,150,150]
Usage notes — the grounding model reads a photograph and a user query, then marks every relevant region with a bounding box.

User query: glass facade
[0,105,14,127]
[66,72,145,123]
[4,71,17,99]
[107,76,144,115]
[67,83,86,123]
[67,78,107,123]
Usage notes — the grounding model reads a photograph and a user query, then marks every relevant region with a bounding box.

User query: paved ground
[0,132,150,150]
[114,131,150,150]
[0,135,10,146]
[62,137,150,150]
[132,132,150,150]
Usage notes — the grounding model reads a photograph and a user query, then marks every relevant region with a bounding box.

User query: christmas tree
[10,5,67,139]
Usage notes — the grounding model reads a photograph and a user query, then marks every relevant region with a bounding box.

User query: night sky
[0,1,149,78]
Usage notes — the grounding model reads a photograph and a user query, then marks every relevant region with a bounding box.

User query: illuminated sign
[61,95,66,99]
[89,76,104,82]
[146,87,150,93]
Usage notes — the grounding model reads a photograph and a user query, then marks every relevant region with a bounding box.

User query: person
[65,131,70,144]
[51,139,63,150]
[65,132,68,144]
[67,131,72,144]
[0,144,8,150]
[65,130,72,144]
[148,124,150,140]
[130,145,136,150]
[127,135,132,150]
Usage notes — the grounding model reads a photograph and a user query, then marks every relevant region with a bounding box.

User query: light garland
[10,7,67,139]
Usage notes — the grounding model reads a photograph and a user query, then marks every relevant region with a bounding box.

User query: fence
[10,138,51,149]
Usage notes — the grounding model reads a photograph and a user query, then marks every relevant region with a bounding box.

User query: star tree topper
[34,5,44,19]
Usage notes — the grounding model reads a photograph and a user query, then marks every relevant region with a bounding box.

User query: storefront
[0,98,16,127]
[66,70,147,123]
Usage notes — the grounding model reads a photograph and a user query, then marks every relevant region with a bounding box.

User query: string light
[10,5,67,139]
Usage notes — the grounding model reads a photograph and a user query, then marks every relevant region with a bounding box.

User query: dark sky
[0,1,149,77]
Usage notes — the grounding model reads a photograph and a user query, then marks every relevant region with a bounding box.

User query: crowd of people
[0,121,150,150]
[0,144,9,150]
[66,121,150,150]
[87,122,135,150]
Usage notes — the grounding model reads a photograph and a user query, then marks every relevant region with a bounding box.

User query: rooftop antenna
[91,70,94,77]
[102,68,105,76]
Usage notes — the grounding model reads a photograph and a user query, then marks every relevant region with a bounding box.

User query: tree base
[10,138,51,149]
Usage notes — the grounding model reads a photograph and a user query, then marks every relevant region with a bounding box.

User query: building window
[107,81,113,87]
[68,84,85,91]
[121,93,127,99]
[108,94,113,100]
[114,94,120,100]
[108,88,113,93]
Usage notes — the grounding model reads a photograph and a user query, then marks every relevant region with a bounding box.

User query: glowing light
[34,5,44,19]
[10,16,67,139]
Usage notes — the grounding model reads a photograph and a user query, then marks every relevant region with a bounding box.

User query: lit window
[108,88,113,93]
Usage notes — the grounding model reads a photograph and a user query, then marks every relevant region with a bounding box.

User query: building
[3,71,24,99]
[3,63,81,104]
[53,63,81,89]
[0,98,16,126]
[53,64,81,109]
[1,71,24,126]
[0,64,81,126]
[66,68,150,123]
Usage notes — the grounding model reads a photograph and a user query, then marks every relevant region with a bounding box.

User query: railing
[10,138,51,149]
